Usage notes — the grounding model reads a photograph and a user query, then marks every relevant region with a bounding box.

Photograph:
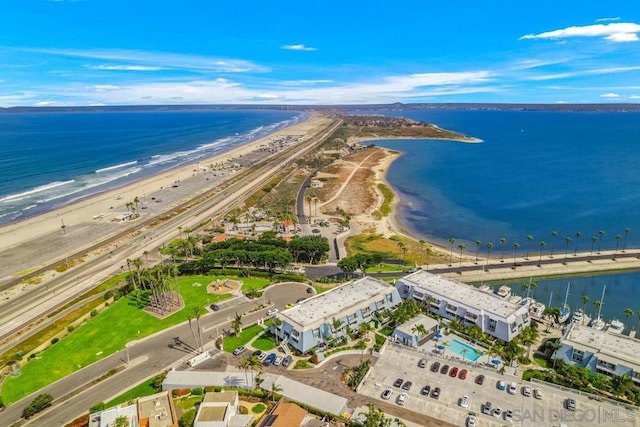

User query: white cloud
[629,95,640,99]
[600,93,621,98]
[525,66,640,81]
[280,79,334,86]
[86,65,164,71]
[93,85,121,92]
[520,22,640,43]
[595,17,620,23]
[281,44,317,51]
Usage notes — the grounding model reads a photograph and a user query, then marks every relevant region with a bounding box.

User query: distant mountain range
[2,102,640,113]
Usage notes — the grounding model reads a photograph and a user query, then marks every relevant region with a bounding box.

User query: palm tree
[272,317,283,344]
[485,242,493,269]
[550,231,558,258]
[474,240,481,264]
[306,195,313,221]
[520,325,539,360]
[623,227,631,253]
[239,355,251,388]
[574,232,582,256]
[397,241,407,265]
[563,237,572,264]
[232,312,243,336]
[637,310,640,331]
[589,236,598,262]
[269,381,284,403]
[193,306,204,352]
[460,347,469,362]
[546,339,560,368]
[248,355,263,387]
[133,196,140,215]
[458,243,466,269]
[597,230,605,253]
[624,308,634,330]
[113,416,130,427]
[187,314,199,353]
[593,300,602,318]
[358,321,375,342]
[581,295,589,317]
[411,324,428,342]
[499,237,506,262]
[613,234,622,260]
[512,242,520,267]
[448,238,456,266]
[537,241,546,266]
[525,235,534,259]
[419,239,426,266]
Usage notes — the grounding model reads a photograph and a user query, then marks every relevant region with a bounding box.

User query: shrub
[251,403,266,413]
[90,402,107,413]
[22,393,53,418]
[29,353,37,360]
[90,309,98,317]
[152,373,166,390]
[238,405,249,414]
[67,325,75,332]
[191,387,203,396]
[51,337,59,345]
[178,409,196,427]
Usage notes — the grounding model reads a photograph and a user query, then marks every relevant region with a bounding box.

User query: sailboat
[590,285,607,331]
[558,282,572,324]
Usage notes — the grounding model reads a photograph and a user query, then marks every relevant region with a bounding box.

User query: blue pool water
[447,338,484,361]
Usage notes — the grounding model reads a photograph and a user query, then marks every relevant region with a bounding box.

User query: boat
[558,282,572,324]
[496,285,511,298]
[571,309,584,324]
[530,301,546,318]
[607,319,625,334]
[590,284,607,331]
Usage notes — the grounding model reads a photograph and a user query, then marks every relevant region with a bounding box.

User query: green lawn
[104,378,160,408]
[176,395,204,411]
[1,275,235,405]
[223,325,264,353]
[371,263,405,273]
[235,277,271,292]
[251,333,277,351]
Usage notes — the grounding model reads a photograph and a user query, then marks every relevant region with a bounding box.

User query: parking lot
[360,345,640,426]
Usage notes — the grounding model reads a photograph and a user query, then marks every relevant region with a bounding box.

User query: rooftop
[394,314,439,336]
[278,277,394,328]
[401,271,525,319]
[203,390,237,405]
[138,391,176,427]
[259,402,307,427]
[197,405,228,422]
[564,323,640,368]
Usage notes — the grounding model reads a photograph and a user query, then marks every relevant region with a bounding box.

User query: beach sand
[0,112,331,277]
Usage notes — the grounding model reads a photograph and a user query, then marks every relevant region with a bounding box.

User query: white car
[466,414,477,427]
[266,308,279,316]
[274,355,283,366]
[459,395,469,408]
[258,351,268,362]
[533,388,543,399]
[397,392,408,405]
[493,407,503,418]
[522,385,532,397]
[507,382,517,394]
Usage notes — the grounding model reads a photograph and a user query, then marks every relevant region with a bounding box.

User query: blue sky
[1,1,640,106]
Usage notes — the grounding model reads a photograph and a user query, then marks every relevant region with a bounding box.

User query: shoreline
[0,112,325,252]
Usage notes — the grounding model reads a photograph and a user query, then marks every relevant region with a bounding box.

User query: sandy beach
[0,112,332,270]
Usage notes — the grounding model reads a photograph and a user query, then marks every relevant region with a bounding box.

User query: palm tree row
[126,258,180,316]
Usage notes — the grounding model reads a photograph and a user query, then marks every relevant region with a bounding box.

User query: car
[381,389,393,400]
[393,378,404,388]
[504,409,514,422]
[282,355,292,367]
[566,398,576,411]
[251,349,262,357]
[312,229,321,234]
[522,385,532,397]
[295,297,307,303]
[450,367,459,377]
[401,381,412,391]
[533,388,543,399]
[210,303,220,311]
[440,364,450,374]
[481,401,492,415]
[406,267,418,273]
[266,308,279,316]
[492,407,503,418]
[263,353,277,366]
[420,385,431,396]
[258,351,268,362]
[459,369,468,380]
[418,358,428,368]
[306,287,314,294]
[475,374,485,385]
[431,361,441,372]
[274,355,283,366]
[507,382,517,394]
[497,380,506,390]
[459,395,469,408]
[397,392,408,406]
[466,414,477,427]
[284,303,295,309]
[232,346,245,356]
[431,387,440,399]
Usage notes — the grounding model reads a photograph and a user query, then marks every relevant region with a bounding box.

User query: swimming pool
[446,339,484,361]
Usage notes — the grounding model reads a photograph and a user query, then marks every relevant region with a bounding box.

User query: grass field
[251,333,277,351]
[223,324,264,353]
[1,275,237,405]
[105,377,160,408]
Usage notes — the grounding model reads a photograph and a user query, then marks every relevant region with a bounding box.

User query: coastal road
[0,283,311,426]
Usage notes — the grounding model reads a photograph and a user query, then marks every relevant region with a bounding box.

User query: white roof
[279,277,393,328]
[564,323,640,369]
[394,314,439,336]
[401,270,525,319]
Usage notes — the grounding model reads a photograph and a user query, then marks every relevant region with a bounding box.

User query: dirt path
[318,151,376,209]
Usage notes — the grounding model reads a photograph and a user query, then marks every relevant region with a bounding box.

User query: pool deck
[420,334,503,367]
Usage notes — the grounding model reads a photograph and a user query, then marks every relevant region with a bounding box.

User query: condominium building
[273,277,402,353]
[396,270,530,342]
[554,323,640,384]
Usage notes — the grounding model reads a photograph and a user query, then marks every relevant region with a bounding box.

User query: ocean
[0,109,301,224]
[370,109,640,329]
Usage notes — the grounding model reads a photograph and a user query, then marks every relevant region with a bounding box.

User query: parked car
[533,388,543,399]
[210,304,220,311]
[418,358,428,368]
[440,364,450,374]
[430,361,441,372]
[459,395,469,408]
[381,389,393,400]
[566,398,576,411]
[481,401,492,415]
[266,308,279,316]
[306,287,314,294]
[450,367,459,378]
[401,381,412,391]
[397,392,408,406]
[431,387,440,399]
[274,355,283,366]
[282,355,292,367]
[296,297,307,303]
[497,380,506,391]
[263,353,277,366]
[420,385,431,396]
[232,346,245,356]
[466,413,477,427]
[258,351,268,362]
[522,385,532,397]
[393,378,404,388]
[475,374,485,385]
[459,369,468,380]
[492,407,503,418]
[252,350,262,357]
[508,382,517,394]
[505,409,514,422]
